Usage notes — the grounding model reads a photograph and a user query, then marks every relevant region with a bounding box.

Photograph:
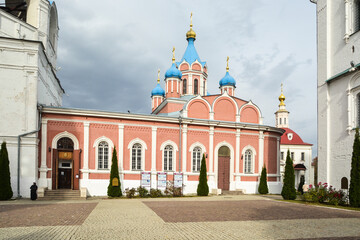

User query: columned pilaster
[277,137,281,182]
[39,119,48,188]
[151,127,157,188]
[118,124,124,171]
[182,124,188,183]
[259,131,264,172]
[83,122,90,180]
[235,129,240,183]
[209,126,214,184]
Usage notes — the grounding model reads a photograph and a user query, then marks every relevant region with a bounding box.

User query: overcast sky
[55,0,317,156]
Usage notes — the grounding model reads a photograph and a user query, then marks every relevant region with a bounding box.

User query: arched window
[341,177,349,190]
[57,137,74,150]
[194,79,198,95]
[183,79,187,94]
[192,147,202,171]
[203,80,206,95]
[132,143,142,170]
[244,150,252,173]
[98,141,109,169]
[164,145,173,171]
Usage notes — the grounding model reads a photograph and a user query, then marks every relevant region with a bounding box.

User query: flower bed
[303,182,347,206]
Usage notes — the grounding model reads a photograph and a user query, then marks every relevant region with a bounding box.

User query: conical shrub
[0,142,13,200]
[107,147,122,197]
[258,165,269,194]
[197,154,209,196]
[281,149,296,200]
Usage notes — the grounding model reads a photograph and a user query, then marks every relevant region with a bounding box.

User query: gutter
[326,63,360,83]
[17,105,43,198]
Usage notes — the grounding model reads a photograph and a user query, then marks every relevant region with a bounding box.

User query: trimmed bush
[164,181,182,197]
[258,165,269,194]
[125,188,136,198]
[107,147,122,197]
[350,128,360,207]
[137,186,149,198]
[150,188,163,198]
[281,150,296,200]
[0,142,13,200]
[197,154,209,196]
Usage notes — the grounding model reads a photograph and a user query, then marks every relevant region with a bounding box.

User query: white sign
[141,172,151,187]
[157,172,167,188]
[174,173,183,188]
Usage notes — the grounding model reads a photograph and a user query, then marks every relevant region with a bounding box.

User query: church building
[1,0,285,197]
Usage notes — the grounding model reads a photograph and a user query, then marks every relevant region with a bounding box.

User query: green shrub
[107,147,122,197]
[137,186,149,198]
[197,154,209,196]
[125,188,136,198]
[281,150,296,200]
[150,188,163,198]
[0,142,13,200]
[303,183,347,206]
[258,165,269,194]
[350,128,360,207]
[164,181,182,197]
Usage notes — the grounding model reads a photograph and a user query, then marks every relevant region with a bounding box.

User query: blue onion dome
[165,63,182,79]
[219,72,236,87]
[219,56,236,87]
[151,83,165,97]
[151,69,165,97]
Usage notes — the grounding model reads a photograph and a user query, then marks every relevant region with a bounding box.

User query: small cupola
[219,57,236,96]
[165,47,182,79]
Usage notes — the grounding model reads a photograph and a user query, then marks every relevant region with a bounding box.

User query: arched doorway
[218,146,230,190]
[55,137,74,189]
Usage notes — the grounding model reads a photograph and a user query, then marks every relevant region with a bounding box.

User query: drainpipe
[17,105,43,198]
[178,116,182,172]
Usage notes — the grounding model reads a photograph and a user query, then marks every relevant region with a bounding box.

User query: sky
[55,0,317,157]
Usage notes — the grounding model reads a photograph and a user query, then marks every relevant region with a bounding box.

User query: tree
[281,149,296,200]
[0,142,13,200]
[258,165,269,194]
[197,154,209,196]
[107,147,122,197]
[350,128,360,207]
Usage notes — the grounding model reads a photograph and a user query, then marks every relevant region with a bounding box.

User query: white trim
[128,138,147,171]
[160,140,178,172]
[242,145,257,174]
[214,141,235,189]
[239,100,263,124]
[51,131,80,150]
[212,91,239,115]
[93,136,114,170]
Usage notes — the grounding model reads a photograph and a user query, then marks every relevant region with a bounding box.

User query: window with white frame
[192,147,202,172]
[132,143,142,170]
[291,152,294,160]
[281,151,284,161]
[354,0,360,33]
[183,79,187,94]
[244,149,253,173]
[164,145,173,171]
[98,141,109,169]
[301,152,305,162]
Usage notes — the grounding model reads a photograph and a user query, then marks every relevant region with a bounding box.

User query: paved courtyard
[0,195,360,239]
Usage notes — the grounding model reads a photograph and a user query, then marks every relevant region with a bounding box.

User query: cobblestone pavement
[0,195,359,239]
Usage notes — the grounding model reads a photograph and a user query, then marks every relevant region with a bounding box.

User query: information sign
[173,173,183,188]
[141,172,151,187]
[157,172,167,189]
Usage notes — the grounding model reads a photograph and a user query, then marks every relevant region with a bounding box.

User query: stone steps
[40,189,84,201]
[222,190,244,195]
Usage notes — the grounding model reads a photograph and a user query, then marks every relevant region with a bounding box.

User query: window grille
[244,150,252,173]
[164,145,173,171]
[98,141,109,169]
[132,143,142,170]
[192,147,201,171]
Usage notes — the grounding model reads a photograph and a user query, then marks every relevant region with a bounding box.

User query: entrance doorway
[54,137,74,189]
[218,146,230,190]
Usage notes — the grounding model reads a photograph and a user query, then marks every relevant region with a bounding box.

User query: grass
[277,198,360,211]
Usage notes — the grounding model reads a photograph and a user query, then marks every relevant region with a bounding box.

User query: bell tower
[275,83,289,128]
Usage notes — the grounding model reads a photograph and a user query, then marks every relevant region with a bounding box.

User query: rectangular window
[132,148,136,169]
[355,0,360,33]
[279,118,282,125]
[301,152,305,161]
[291,152,294,160]
[281,152,284,160]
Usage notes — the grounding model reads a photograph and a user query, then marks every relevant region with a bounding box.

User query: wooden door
[218,156,230,190]
[58,169,71,189]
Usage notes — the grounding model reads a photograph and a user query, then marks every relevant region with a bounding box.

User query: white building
[275,85,313,188]
[0,0,63,198]
[312,0,360,190]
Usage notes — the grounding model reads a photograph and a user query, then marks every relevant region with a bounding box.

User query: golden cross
[157,69,160,83]
[190,12,193,28]
[172,47,175,63]
[226,56,229,71]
